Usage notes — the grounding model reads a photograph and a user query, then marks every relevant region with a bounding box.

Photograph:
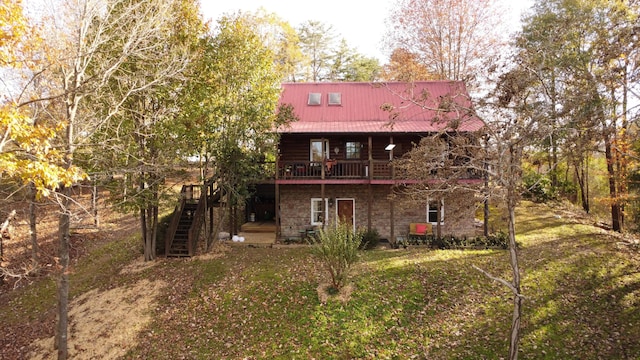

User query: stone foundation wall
[278,184,477,241]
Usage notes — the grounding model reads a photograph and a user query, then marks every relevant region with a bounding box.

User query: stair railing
[166,179,219,257]
[186,180,213,256]
[165,185,188,256]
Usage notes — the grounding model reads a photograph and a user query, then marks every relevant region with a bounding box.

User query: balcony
[276,159,483,184]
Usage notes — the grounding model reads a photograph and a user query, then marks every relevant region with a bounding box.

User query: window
[308,92,322,105]
[345,141,361,159]
[310,139,329,162]
[426,199,444,224]
[328,92,341,105]
[311,198,327,225]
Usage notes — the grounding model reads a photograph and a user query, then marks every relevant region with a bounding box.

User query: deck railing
[278,160,374,179]
[277,159,482,181]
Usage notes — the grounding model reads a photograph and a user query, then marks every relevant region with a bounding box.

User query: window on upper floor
[310,139,329,162]
[345,141,361,159]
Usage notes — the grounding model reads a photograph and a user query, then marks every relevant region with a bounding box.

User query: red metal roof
[277,81,484,134]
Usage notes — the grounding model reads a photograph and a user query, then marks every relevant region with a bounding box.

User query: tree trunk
[92,181,99,227]
[56,187,71,360]
[140,205,149,261]
[152,203,158,258]
[604,132,622,232]
[29,183,39,263]
[1,210,17,264]
[576,167,589,213]
[436,198,442,240]
[575,158,590,213]
[549,71,558,188]
[145,201,157,261]
[507,195,522,360]
[227,189,234,236]
[484,135,490,237]
[506,143,523,360]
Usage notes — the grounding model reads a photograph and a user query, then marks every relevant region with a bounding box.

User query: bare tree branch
[472,265,525,299]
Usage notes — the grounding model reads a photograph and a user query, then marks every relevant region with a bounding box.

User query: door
[336,198,355,229]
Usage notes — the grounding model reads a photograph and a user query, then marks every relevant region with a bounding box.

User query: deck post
[368,136,373,231]
[367,184,372,231]
[368,136,373,180]
[390,185,395,245]
[321,183,326,229]
[275,183,281,241]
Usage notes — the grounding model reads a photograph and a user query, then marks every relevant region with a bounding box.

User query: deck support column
[390,185,395,245]
[321,183,326,229]
[367,184,372,231]
[275,183,281,240]
[388,136,395,244]
[368,136,373,231]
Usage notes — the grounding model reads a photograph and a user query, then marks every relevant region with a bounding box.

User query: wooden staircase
[165,180,221,258]
[167,203,198,257]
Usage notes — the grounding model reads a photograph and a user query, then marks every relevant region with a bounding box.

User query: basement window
[328,92,341,105]
[311,198,328,225]
[308,92,322,105]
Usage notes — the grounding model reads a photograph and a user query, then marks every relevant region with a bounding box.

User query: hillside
[1,201,639,359]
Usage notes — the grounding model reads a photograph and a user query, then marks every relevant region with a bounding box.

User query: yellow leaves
[1,103,86,199]
[0,0,43,68]
[0,0,28,64]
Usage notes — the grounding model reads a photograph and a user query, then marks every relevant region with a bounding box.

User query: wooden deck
[240,221,276,233]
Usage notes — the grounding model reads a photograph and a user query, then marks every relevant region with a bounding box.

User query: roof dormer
[308,92,322,105]
[328,92,341,105]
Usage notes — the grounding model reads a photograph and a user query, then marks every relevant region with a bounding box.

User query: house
[267,81,485,242]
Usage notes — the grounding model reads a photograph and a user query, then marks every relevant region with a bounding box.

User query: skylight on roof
[328,92,341,105]
[308,92,321,105]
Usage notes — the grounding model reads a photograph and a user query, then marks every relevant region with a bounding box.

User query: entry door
[336,199,355,229]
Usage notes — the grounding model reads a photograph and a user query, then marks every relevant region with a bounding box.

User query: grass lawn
[2,201,639,359]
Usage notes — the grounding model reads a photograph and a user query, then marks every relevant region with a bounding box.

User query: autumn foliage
[1,0,85,198]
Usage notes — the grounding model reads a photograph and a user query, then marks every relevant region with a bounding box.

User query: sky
[200,0,534,63]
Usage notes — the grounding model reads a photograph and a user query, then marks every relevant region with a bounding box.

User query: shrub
[309,222,363,290]
[429,233,509,249]
[522,170,555,202]
[486,230,509,249]
[358,228,381,250]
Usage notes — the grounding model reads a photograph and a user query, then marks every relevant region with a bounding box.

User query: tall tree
[1,0,85,279]
[297,20,336,81]
[242,8,305,82]
[29,0,196,357]
[382,48,434,81]
[183,14,288,237]
[1,0,84,196]
[85,0,205,261]
[344,54,381,81]
[515,0,640,231]
[327,38,381,82]
[384,0,506,85]
[490,67,561,358]
[387,77,536,359]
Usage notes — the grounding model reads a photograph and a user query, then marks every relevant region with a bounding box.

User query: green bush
[428,232,509,250]
[358,228,381,250]
[309,222,363,290]
[485,230,509,249]
[522,170,555,202]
